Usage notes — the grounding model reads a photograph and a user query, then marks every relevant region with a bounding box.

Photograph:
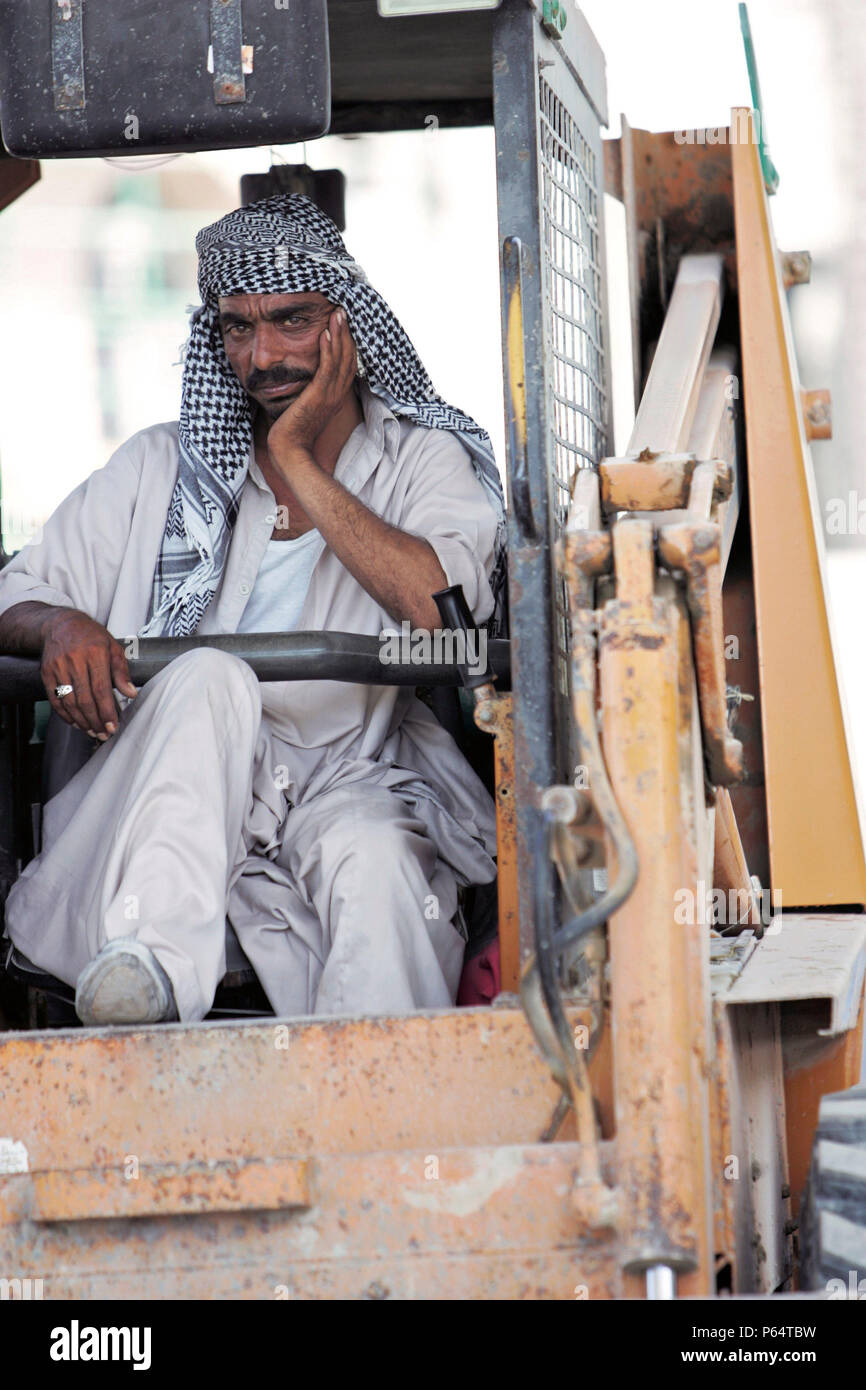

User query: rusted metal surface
[554,470,619,1185]
[558,236,752,1289]
[523,796,611,1225]
[722,544,770,890]
[664,372,742,788]
[567,531,611,589]
[710,1002,738,1274]
[600,524,714,1290]
[601,451,731,515]
[473,692,519,993]
[51,0,85,111]
[0,1009,590,1173]
[800,387,832,442]
[0,1006,636,1297]
[606,122,735,408]
[605,252,742,787]
[210,0,247,106]
[732,106,866,907]
[618,350,741,573]
[781,250,811,290]
[719,920,866,1281]
[659,519,743,787]
[587,1003,614,1140]
[714,1000,793,1293]
[564,466,611,602]
[687,347,740,572]
[1,1157,310,1225]
[0,1140,626,1300]
[603,449,695,513]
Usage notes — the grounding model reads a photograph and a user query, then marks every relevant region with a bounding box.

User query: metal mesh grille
[538,77,607,515]
[538,75,607,702]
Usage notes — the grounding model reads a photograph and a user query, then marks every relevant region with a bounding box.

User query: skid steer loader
[0,0,863,1303]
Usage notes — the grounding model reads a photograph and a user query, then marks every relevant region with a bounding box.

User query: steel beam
[731,106,866,907]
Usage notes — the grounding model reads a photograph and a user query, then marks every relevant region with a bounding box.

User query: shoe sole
[75,938,177,1026]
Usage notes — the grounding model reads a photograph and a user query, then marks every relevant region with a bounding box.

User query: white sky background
[0,0,863,789]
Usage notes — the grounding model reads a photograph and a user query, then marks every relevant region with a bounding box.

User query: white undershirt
[236,529,325,634]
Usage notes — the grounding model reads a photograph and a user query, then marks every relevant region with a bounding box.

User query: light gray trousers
[6,650,466,1021]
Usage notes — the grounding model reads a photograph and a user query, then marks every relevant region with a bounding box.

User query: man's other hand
[41,610,138,740]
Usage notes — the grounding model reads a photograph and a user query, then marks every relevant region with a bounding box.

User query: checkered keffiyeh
[140,193,507,639]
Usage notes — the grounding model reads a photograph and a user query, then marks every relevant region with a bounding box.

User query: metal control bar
[0,632,511,703]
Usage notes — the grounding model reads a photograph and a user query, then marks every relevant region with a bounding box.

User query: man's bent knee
[313,802,435,898]
[165,646,258,687]
[146,647,261,713]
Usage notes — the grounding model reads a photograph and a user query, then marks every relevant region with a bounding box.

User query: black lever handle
[431,584,496,692]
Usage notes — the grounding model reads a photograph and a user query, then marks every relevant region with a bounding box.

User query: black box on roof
[239,164,345,228]
[0,0,330,159]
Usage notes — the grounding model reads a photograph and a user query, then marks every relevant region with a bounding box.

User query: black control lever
[432,584,496,693]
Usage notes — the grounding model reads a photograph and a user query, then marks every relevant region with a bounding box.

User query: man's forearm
[281,449,447,628]
[0,600,69,656]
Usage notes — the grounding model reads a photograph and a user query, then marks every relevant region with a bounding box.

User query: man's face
[217,290,339,420]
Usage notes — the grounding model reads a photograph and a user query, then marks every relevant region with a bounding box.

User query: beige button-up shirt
[0,383,500,879]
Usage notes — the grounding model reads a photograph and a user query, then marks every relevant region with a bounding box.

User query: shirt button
[239,582,251,596]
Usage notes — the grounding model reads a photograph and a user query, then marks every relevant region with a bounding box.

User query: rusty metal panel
[712,999,793,1294]
[0,1008,580,1175]
[472,692,520,992]
[710,1002,739,1272]
[599,548,715,1292]
[0,1007,630,1296]
[1,1158,311,1225]
[605,122,736,409]
[0,1141,625,1300]
[724,1002,793,1293]
[722,544,770,890]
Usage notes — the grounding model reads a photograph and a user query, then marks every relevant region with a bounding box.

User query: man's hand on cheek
[267,307,358,471]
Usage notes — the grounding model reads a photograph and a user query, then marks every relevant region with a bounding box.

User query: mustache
[245,365,313,393]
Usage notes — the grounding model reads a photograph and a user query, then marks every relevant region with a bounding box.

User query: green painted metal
[739,2,780,196]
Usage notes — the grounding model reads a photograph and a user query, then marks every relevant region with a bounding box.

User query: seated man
[0,193,505,1027]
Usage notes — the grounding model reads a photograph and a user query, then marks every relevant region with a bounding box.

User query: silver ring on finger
[55,684,74,698]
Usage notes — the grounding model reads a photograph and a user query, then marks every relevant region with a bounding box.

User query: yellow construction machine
[0,0,863,1305]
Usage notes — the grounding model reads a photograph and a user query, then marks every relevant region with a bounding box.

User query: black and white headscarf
[140,193,507,638]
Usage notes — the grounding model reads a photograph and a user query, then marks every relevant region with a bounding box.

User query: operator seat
[1,683,500,1025]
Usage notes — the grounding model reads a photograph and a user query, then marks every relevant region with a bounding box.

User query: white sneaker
[75,938,179,1026]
